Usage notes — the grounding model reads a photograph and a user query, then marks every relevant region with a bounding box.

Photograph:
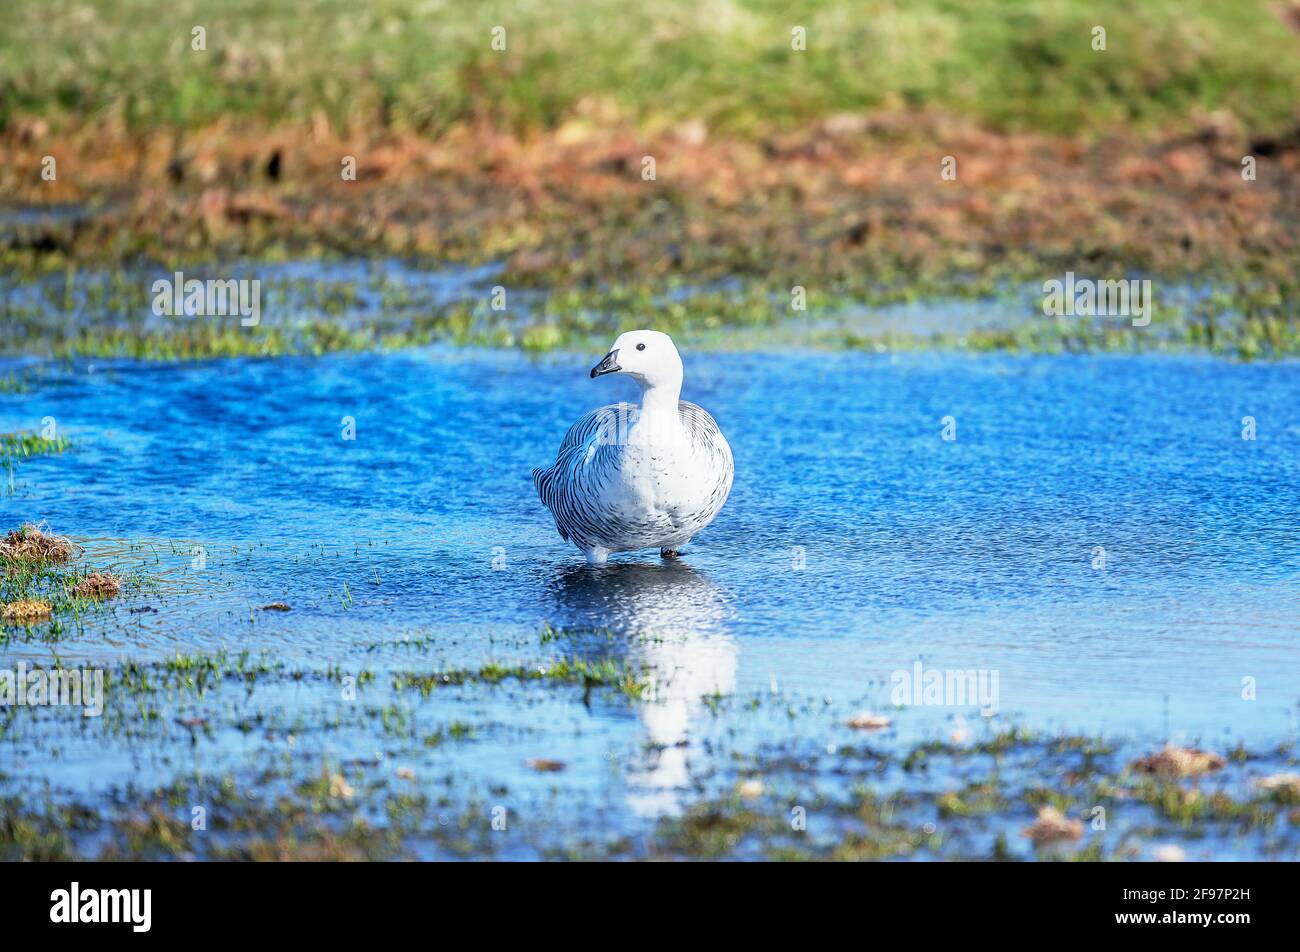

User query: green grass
[0,559,138,642]
[394,656,650,699]
[5,266,1295,360]
[1,431,70,460]
[1,433,71,496]
[3,0,1298,138]
[0,373,35,394]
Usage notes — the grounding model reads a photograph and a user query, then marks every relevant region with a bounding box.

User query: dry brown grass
[0,524,79,565]
[1131,744,1226,778]
[2,111,1296,290]
[1256,773,1300,796]
[2,599,53,623]
[72,571,122,599]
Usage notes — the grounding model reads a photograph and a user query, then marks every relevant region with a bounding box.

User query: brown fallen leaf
[327,773,355,798]
[1023,806,1084,845]
[528,758,567,772]
[736,779,764,799]
[847,711,891,730]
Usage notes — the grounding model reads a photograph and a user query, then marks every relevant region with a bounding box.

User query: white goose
[533,330,733,564]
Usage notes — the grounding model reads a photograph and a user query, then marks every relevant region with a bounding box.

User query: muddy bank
[5,114,1297,285]
[3,115,1297,357]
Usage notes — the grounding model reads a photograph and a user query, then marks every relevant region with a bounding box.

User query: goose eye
[636,343,646,351]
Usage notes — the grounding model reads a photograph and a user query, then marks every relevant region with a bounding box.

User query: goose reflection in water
[544,561,737,816]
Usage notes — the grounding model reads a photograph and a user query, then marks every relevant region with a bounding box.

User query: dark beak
[590,349,621,378]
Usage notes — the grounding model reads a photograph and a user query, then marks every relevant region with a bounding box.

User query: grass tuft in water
[0,432,71,461]
[1,598,53,623]
[0,524,78,565]
[70,572,122,599]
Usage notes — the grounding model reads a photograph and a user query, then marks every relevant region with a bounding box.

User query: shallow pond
[2,347,1298,858]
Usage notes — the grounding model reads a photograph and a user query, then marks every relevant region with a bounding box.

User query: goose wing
[679,400,734,503]
[532,403,634,542]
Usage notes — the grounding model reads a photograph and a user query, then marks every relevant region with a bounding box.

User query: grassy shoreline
[3,255,1296,360]
[2,2,1298,358]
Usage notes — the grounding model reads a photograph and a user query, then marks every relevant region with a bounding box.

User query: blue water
[2,347,1298,854]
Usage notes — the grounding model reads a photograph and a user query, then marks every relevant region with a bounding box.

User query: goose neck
[632,383,683,443]
[639,382,680,416]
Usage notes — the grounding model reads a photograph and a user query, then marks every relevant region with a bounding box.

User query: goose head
[590,329,683,391]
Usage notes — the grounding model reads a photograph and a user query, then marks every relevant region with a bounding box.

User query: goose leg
[662,536,693,559]
[584,547,610,565]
